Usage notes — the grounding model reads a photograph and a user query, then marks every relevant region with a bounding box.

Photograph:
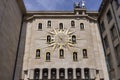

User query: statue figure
[74,2,80,8]
[82,0,85,8]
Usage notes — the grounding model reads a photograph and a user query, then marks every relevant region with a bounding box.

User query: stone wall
[0,0,25,80]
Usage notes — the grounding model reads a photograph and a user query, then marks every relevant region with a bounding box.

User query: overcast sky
[24,0,102,11]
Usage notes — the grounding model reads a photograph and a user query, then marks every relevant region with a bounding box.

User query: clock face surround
[45,28,76,52]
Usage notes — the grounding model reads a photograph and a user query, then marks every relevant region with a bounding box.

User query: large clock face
[45,28,75,52]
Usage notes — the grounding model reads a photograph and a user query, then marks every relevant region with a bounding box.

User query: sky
[24,0,102,11]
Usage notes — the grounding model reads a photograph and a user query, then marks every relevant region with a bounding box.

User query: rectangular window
[115,44,120,66]
[104,36,109,49]
[110,24,118,40]
[107,54,113,71]
[106,10,112,23]
[100,21,105,33]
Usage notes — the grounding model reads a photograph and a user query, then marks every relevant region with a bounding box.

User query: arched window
[72,35,76,43]
[59,23,63,29]
[34,68,40,80]
[59,68,65,79]
[51,68,56,79]
[84,68,90,79]
[60,49,64,58]
[46,52,50,61]
[68,68,73,79]
[83,49,87,58]
[36,49,40,58]
[71,21,75,27]
[47,35,51,43]
[43,68,48,79]
[80,23,84,30]
[38,23,42,30]
[73,52,77,61]
[47,21,51,27]
[76,68,81,79]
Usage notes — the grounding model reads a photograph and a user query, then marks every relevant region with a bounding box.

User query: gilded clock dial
[45,28,76,52]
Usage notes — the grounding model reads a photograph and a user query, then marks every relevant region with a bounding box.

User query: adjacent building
[21,3,109,80]
[0,0,26,80]
[98,0,120,79]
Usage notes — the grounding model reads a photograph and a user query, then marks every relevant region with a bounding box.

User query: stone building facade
[98,0,120,80]
[21,4,109,80]
[0,0,26,80]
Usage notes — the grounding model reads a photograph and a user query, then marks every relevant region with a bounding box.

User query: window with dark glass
[110,25,118,40]
[36,49,40,58]
[76,68,81,79]
[107,54,113,71]
[80,23,84,30]
[47,21,51,27]
[43,68,48,79]
[34,69,40,80]
[47,35,51,43]
[59,68,65,79]
[83,49,87,58]
[115,44,120,65]
[71,21,75,27]
[106,10,112,23]
[59,23,63,29]
[84,68,90,79]
[72,35,76,43]
[38,23,42,30]
[46,52,50,61]
[103,36,109,49]
[73,52,77,61]
[60,49,64,58]
[68,68,73,79]
[51,68,56,79]
[100,21,105,33]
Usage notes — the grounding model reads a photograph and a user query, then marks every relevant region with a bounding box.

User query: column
[29,69,34,79]
[81,68,85,79]
[73,69,76,79]
[99,70,104,79]
[57,69,59,79]
[40,68,42,79]
[90,69,96,79]
[48,68,51,79]
[65,69,68,79]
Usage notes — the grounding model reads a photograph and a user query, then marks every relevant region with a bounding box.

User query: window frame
[46,52,50,61]
[106,10,113,23]
[59,23,63,30]
[47,20,51,27]
[83,49,88,58]
[73,52,78,61]
[38,23,42,30]
[47,35,51,43]
[71,21,75,27]
[80,23,84,30]
[36,49,40,58]
[59,49,64,58]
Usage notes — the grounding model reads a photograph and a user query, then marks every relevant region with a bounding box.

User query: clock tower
[21,2,109,80]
